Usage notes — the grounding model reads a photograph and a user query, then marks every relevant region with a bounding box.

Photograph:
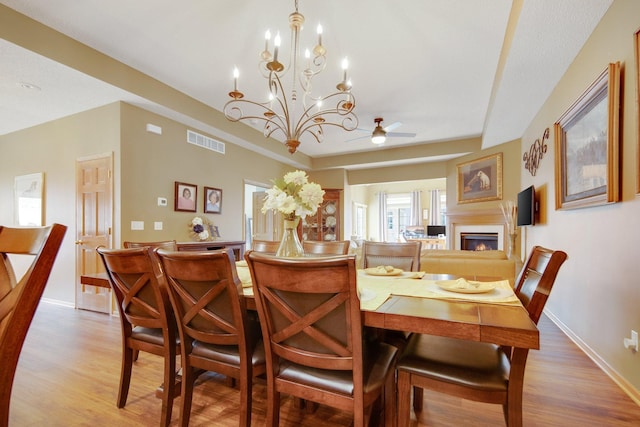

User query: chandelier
[223,0,358,154]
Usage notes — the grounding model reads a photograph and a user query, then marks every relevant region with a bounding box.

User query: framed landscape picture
[554,62,620,210]
[456,153,503,204]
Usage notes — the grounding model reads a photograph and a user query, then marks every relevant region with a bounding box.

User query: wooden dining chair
[302,240,350,255]
[0,223,67,427]
[97,246,179,427]
[362,241,422,271]
[123,240,178,285]
[396,246,568,427]
[361,240,423,348]
[251,239,281,254]
[245,250,398,427]
[156,248,266,427]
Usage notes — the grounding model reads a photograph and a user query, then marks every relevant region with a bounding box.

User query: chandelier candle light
[262,170,325,257]
[224,0,358,154]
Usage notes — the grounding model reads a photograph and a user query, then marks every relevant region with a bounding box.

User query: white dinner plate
[364,267,403,276]
[324,203,336,214]
[436,279,495,294]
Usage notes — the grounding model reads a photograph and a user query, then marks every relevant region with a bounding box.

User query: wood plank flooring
[9,302,640,426]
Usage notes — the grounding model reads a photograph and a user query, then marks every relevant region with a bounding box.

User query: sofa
[420,249,517,286]
[349,241,517,286]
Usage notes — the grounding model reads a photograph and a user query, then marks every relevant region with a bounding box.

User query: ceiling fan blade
[387,131,416,138]
[383,121,402,132]
[345,134,371,142]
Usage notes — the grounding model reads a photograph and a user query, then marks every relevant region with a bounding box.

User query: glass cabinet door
[302,189,340,241]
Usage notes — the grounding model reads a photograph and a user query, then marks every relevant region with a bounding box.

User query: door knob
[75,240,84,245]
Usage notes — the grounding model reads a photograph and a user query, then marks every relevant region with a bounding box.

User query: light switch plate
[154,221,163,230]
[131,221,144,230]
[157,197,167,207]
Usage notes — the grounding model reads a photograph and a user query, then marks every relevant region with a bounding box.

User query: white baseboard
[41,298,74,308]
[544,309,640,406]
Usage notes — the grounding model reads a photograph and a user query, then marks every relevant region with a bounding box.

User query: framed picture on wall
[14,172,44,226]
[554,62,621,210]
[456,153,503,204]
[204,187,222,214]
[175,181,197,212]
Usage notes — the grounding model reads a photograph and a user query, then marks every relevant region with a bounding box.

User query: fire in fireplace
[460,232,498,251]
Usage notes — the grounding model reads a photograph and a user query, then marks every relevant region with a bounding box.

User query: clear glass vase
[507,232,518,260]
[276,217,304,257]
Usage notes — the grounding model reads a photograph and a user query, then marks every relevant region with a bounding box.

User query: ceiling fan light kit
[223,0,358,154]
[371,117,387,144]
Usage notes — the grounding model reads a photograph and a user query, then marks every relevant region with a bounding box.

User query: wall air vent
[187,130,225,154]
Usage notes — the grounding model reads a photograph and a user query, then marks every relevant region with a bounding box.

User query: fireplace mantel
[445,209,508,251]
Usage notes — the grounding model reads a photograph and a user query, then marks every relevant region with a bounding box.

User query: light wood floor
[9,302,640,426]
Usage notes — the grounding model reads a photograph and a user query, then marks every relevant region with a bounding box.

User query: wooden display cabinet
[301,189,341,241]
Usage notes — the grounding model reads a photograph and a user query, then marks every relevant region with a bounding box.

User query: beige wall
[118,103,292,243]
[520,0,640,397]
[0,103,121,304]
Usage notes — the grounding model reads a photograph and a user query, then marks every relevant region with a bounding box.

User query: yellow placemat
[356,270,519,311]
[235,262,252,288]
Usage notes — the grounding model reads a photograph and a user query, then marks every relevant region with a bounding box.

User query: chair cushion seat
[278,340,397,396]
[131,326,166,346]
[397,334,510,392]
[192,339,266,367]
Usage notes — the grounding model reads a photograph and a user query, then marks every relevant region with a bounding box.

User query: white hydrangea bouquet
[262,170,325,221]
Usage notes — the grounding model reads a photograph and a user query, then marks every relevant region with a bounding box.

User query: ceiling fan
[346,117,416,144]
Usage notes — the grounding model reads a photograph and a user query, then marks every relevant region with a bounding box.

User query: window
[385,193,411,242]
[352,202,367,239]
[439,191,447,225]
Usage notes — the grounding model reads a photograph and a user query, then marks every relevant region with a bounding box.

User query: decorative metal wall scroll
[523,128,549,176]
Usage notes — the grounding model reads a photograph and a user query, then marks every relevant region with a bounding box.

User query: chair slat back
[515,246,568,324]
[123,240,177,250]
[0,224,67,427]
[157,249,248,348]
[97,247,171,330]
[246,251,361,372]
[302,240,350,255]
[251,240,281,254]
[362,241,422,271]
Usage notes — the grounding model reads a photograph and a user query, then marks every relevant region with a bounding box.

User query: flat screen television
[427,225,446,236]
[517,185,536,226]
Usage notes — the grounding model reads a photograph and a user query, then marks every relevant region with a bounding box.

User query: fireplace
[460,232,499,251]
[445,210,508,251]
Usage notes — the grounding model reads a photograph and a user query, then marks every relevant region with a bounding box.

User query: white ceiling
[0,0,613,169]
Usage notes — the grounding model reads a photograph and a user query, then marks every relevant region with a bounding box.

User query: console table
[177,240,246,261]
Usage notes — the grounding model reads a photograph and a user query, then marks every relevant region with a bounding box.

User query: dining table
[235,261,539,350]
[82,262,539,350]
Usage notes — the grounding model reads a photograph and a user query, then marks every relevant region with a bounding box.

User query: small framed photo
[554,62,620,210]
[175,181,197,212]
[209,225,221,239]
[456,153,503,204]
[204,187,222,214]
